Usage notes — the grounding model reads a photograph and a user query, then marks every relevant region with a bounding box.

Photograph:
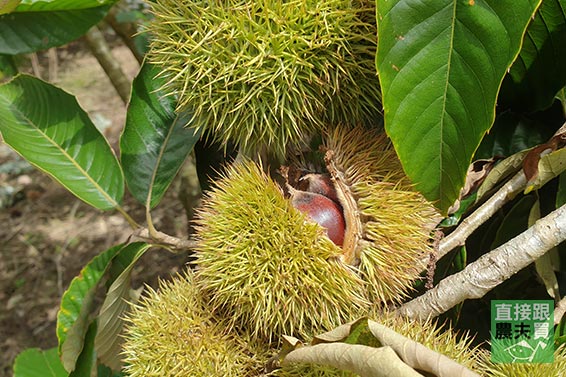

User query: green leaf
[340,319,382,348]
[557,171,566,207]
[0,3,112,54]
[15,0,113,12]
[475,150,527,202]
[474,111,554,160]
[0,54,17,81]
[440,192,476,227]
[95,243,150,370]
[557,88,566,116]
[13,348,68,377]
[57,244,124,372]
[491,195,536,249]
[376,0,541,212]
[69,321,97,377]
[500,0,566,112]
[0,75,124,210]
[97,365,125,377]
[120,62,200,209]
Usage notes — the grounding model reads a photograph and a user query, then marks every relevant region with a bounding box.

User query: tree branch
[106,0,144,64]
[84,26,131,104]
[555,296,566,325]
[437,171,527,259]
[132,227,197,252]
[398,203,566,320]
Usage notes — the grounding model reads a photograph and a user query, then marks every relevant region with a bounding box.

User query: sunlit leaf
[13,348,68,377]
[121,61,200,209]
[376,0,541,212]
[15,0,113,11]
[0,0,19,15]
[0,75,124,210]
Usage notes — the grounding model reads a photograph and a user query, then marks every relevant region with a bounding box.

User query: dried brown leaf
[525,148,566,194]
[282,343,422,377]
[367,321,479,377]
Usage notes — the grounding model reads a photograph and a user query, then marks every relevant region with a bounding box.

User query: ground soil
[0,39,193,375]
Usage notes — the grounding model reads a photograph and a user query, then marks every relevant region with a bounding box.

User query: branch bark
[84,26,131,104]
[132,227,197,252]
[106,1,144,64]
[437,171,526,259]
[398,203,566,320]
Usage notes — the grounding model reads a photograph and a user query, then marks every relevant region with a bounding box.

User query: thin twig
[437,124,566,261]
[47,47,58,82]
[437,171,527,259]
[84,26,131,103]
[29,53,41,78]
[132,227,197,251]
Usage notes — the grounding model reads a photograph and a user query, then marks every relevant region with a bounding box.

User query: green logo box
[491,300,554,363]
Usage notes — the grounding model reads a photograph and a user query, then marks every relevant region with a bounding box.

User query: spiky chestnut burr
[194,161,369,343]
[479,345,566,376]
[122,271,257,376]
[194,126,440,342]
[145,0,380,157]
[322,126,441,303]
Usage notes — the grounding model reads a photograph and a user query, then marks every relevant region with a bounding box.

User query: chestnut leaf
[56,244,125,373]
[13,348,67,377]
[376,0,540,213]
[120,61,200,210]
[0,74,125,210]
[0,1,113,55]
[499,0,566,112]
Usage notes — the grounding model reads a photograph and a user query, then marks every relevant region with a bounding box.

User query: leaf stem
[115,205,140,229]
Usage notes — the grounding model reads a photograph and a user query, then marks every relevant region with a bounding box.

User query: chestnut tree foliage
[2,0,566,375]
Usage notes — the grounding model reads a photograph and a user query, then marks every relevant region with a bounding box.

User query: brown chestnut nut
[288,186,345,246]
[298,173,340,204]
